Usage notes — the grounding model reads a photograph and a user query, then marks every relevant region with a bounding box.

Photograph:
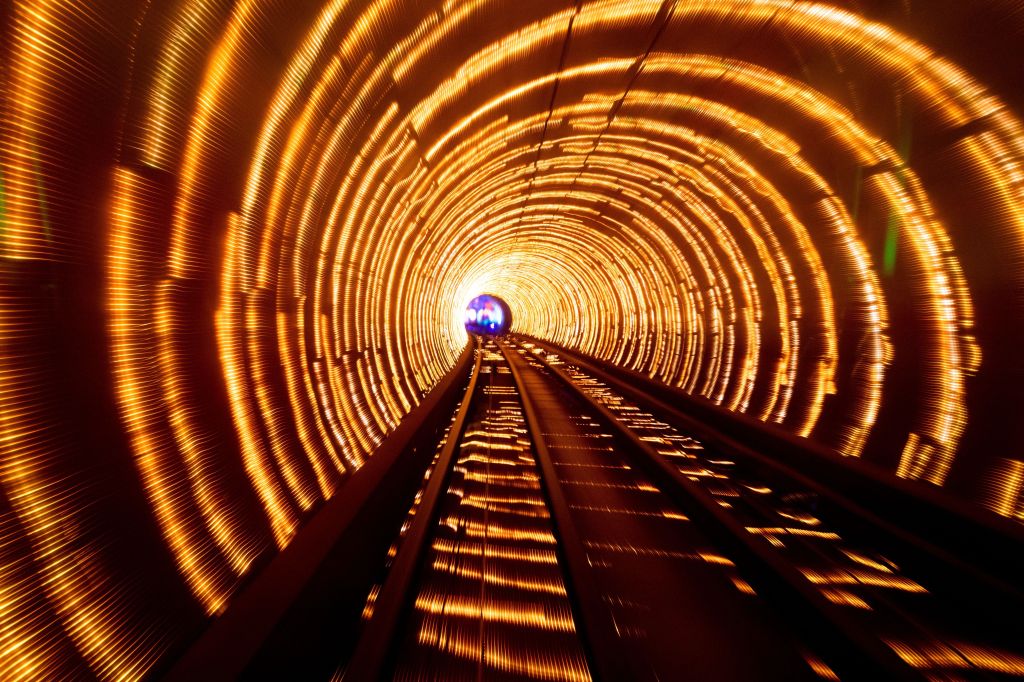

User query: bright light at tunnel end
[464,294,512,336]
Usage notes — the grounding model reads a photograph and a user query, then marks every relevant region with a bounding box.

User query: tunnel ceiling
[4,0,1024,678]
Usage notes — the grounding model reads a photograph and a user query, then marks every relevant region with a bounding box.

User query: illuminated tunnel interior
[4,1,1024,679]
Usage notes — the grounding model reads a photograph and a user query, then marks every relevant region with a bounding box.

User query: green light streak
[882,98,914,278]
[883,213,899,277]
[30,137,53,244]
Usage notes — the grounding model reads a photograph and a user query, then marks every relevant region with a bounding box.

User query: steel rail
[499,339,642,682]
[341,336,484,680]
[164,338,478,682]
[511,337,925,682]
[518,334,1024,619]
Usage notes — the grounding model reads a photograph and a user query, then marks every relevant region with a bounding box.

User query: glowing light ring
[4,1,1024,678]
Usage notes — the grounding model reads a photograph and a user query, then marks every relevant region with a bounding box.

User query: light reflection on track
[339,335,1024,681]
[513,338,1024,681]
[390,340,591,682]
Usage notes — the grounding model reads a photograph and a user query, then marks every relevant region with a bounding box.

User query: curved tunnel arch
[4,0,1024,677]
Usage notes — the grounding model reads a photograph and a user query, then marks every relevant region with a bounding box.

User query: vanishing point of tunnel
[3,1,1024,680]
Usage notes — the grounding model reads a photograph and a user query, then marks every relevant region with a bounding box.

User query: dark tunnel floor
[506,344,821,682]
[328,337,1024,682]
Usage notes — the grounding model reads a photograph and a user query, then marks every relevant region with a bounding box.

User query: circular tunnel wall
[4,0,1024,678]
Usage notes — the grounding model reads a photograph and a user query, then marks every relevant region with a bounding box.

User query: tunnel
[3,0,1024,679]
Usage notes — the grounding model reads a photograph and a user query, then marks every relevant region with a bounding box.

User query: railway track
[334,335,1024,682]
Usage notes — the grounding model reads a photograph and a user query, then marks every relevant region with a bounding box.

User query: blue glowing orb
[464,294,511,335]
